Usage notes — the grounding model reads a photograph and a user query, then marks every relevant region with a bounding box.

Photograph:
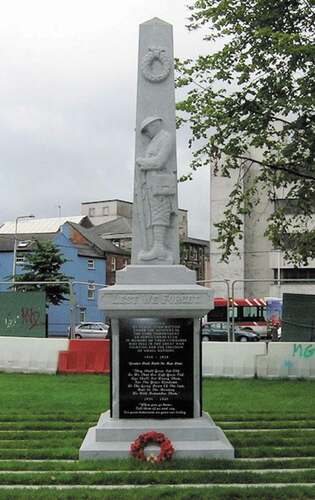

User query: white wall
[257,342,315,379]
[202,342,266,378]
[1,338,314,379]
[203,341,315,379]
[0,337,68,374]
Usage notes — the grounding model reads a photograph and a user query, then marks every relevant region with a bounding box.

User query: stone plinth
[98,265,212,318]
[80,411,234,460]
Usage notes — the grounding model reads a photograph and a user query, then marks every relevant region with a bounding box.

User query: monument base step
[79,411,234,460]
[94,411,221,442]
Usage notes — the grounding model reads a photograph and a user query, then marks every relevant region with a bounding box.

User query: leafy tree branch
[176,0,315,265]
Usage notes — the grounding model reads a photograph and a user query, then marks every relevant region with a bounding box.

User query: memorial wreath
[141,48,171,83]
[130,431,174,463]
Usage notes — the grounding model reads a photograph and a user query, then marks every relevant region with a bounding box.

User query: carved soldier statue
[136,116,176,263]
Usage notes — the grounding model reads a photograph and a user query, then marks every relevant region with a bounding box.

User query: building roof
[0,236,15,252]
[0,216,92,235]
[94,217,132,238]
[0,230,106,259]
[81,199,133,205]
[68,222,130,256]
[0,233,55,252]
[76,246,104,259]
[0,219,130,258]
[183,237,209,247]
[94,218,207,246]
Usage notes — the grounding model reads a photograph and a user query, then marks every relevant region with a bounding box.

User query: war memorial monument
[79,18,234,460]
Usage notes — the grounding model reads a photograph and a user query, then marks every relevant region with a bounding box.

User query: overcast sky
[1,0,211,239]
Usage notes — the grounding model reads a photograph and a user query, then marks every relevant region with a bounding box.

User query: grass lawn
[0,373,314,499]
[1,373,314,415]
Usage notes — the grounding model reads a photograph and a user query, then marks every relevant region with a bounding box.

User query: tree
[14,240,71,306]
[176,0,315,265]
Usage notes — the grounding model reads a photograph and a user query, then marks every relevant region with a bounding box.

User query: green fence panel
[282,293,315,342]
[0,291,46,337]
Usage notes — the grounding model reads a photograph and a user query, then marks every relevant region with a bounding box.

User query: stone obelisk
[132,18,179,265]
[79,18,234,460]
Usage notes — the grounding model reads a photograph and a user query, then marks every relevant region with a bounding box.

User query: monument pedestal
[80,411,234,459]
[79,266,234,460]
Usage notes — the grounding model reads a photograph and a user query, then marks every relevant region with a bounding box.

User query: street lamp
[12,215,35,288]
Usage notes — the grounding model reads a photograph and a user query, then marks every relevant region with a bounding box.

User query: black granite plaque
[119,317,194,418]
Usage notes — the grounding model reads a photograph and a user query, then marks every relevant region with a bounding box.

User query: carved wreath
[141,47,171,83]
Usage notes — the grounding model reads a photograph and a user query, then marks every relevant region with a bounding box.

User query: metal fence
[197,278,315,342]
[1,277,314,341]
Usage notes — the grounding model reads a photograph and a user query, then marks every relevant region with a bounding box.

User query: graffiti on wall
[0,292,46,337]
[281,343,315,370]
[293,343,315,359]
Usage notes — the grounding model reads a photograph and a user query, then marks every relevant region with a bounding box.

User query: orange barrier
[57,339,110,374]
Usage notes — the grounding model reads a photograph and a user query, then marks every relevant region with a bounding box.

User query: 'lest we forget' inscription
[119,318,194,419]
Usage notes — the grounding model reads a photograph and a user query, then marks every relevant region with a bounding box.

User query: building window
[274,268,315,280]
[195,266,202,281]
[111,257,116,272]
[88,258,95,270]
[79,308,86,322]
[17,240,31,248]
[182,246,189,260]
[88,207,95,217]
[274,198,309,215]
[102,206,109,216]
[88,282,95,300]
[16,255,25,265]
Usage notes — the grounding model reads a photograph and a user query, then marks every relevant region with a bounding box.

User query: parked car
[71,322,109,339]
[201,322,259,342]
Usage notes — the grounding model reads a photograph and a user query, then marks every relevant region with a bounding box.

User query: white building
[210,166,315,298]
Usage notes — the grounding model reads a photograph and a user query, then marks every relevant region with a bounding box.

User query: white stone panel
[202,342,266,378]
[0,337,68,374]
[257,342,315,379]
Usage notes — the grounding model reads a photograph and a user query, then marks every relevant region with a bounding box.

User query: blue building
[0,217,129,335]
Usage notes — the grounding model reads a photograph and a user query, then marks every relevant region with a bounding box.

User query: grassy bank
[0,373,314,498]
[1,373,314,415]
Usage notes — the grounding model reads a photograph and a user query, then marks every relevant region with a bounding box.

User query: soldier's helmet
[140,116,162,133]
